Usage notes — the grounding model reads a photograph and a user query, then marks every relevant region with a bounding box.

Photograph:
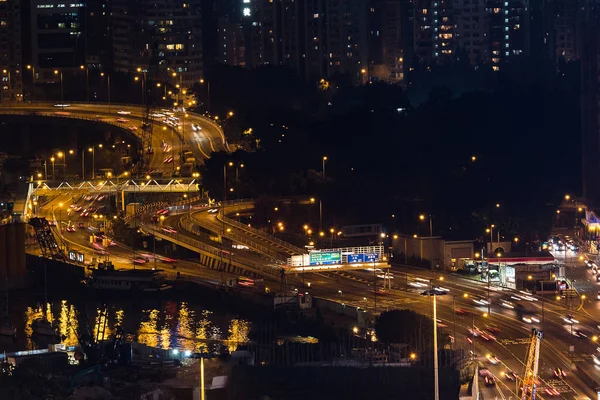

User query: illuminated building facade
[29,0,86,82]
[0,0,23,101]
[112,0,203,87]
[242,0,368,83]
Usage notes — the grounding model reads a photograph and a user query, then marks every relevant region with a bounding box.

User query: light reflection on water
[9,298,249,354]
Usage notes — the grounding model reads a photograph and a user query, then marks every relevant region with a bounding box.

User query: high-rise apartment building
[242,0,368,83]
[453,0,490,65]
[112,0,203,87]
[487,0,528,70]
[85,0,111,68]
[368,0,405,84]
[217,17,246,66]
[29,0,86,82]
[546,0,579,62]
[0,1,23,101]
[580,0,600,208]
[403,0,530,70]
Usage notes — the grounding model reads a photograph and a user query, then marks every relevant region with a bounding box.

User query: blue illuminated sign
[347,253,379,263]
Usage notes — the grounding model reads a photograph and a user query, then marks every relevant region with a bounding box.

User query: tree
[375,309,434,350]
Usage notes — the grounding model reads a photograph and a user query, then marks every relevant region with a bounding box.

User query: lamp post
[200,78,211,113]
[419,214,434,270]
[419,214,433,237]
[421,288,446,400]
[134,75,144,105]
[54,70,63,106]
[56,151,64,179]
[322,156,328,180]
[26,65,36,101]
[88,146,96,179]
[100,72,111,113]
[80,65,89,102]
[221,162,237,284]
[50,156,55,180]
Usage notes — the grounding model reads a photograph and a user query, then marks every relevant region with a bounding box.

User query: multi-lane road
[20,102,600,398]
[0,102,228,176]
[42,192,600,398]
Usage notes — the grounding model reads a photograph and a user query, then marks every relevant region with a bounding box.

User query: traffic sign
[309,251,341,266]
[347,253,379,264]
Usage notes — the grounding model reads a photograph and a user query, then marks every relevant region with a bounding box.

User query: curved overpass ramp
[0,102,228,174]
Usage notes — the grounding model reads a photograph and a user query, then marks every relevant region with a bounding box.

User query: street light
[419,214,433,236]
[322,156,328,180]
[80,65,89,102]
[100,72,111,113]
[50,156,56,179]
[54,70,63,105]
[26,65,36,101]
[421,288,446,400]
[199,78,211,113]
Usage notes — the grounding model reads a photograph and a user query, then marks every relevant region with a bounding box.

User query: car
[128,126,138,131]
[484,375,496,387]
[116,118,129,123]
[562,315,579,324]
[161,226,177,234]
[66,226,76,232]
[435,319,447,328]
[593,354,600,365]
[503,370,517,381]
[478,367,490,377]
[573,329,588,338]
[522,315,541,324]
[553,367,567,379]
[479,330,495,341]
[78,222,86,229]
[473,298,490,306]
[455,308,471,316]
[485,325,501,334]
[486,354,499,365]
[157,256,177,263]
[544,387,560,397]
[54,104,71,107]
[117,110,131,115]
[501,300,515,309]
[133,258,148,265]
[163,156,173,163]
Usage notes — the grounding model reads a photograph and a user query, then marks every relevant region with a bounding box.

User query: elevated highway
[0,102,228,175]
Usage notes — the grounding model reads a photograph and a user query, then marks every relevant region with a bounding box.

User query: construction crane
[521,328,543,400]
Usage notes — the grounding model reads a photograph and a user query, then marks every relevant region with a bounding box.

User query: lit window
[243,7,251,16]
